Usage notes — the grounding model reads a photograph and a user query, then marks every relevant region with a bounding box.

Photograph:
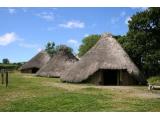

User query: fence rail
[0,69,9,87]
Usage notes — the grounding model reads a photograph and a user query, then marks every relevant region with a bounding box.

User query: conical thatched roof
[61,33,144,83]
[36,46,78,77]
[21,51,50,71]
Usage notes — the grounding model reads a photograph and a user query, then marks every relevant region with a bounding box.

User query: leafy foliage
[45,42,73,56]
[118,8,160,78]
[45,42,56,57]
[147,76,160,85]
[0,64,19,70]
[2,58,10,64]
[78,34,122,57]
[55,45,73,55]
[78,34,101,57]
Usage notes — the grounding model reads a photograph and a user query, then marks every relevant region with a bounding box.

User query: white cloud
[120,11,126,17]
[59,20,85,29]
[8,8,16,14]
[84,34,89,37]
[111,11,126,24]
[36,12,54,21]
[0,32,18,46]
[111,11,127,24]
[125,16,131,25]
[37,48,43,52]
[67,39,78,44]
[67,39,80,53]
[18,43,38,48]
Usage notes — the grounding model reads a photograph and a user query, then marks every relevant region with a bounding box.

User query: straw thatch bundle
[36,46,78,77]
[61,33,145,84]
[20,51,50,73]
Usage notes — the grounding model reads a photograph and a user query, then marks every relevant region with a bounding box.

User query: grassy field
[0,72,160,112]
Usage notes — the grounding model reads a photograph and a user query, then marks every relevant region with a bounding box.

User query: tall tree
[45,42,56,57]
[2,58,10,64]
[78,34,101,57]
[78,34,121,57]
[56,45,73,55]
[118,8,160,77]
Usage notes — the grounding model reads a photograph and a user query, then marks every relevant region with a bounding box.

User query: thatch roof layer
[61,33,143,83]
[21,51,50,70]
[36,49,78,77]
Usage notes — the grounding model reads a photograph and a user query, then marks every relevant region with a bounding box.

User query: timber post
[6,71,8,88]
[1,69,9,87]
[1,70,4,84]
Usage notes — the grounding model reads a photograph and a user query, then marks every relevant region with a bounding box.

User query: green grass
[147,76,160,85]
[0,64,18,69]
[0,72,160,112]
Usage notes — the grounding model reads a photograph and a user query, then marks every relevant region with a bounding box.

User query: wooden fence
[0,69,9,87]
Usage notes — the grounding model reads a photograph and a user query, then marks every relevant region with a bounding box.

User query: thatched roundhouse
[21,51,50,73]
[61,33,146,85]
[36,46,78,78]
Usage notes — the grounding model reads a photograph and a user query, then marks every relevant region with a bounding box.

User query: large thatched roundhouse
[36,46,78,78]
[61,33,146,85]
[20,51,50,73]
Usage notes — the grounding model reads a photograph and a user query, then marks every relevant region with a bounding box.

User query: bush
[0,64,19,71]
[147,76,160,85]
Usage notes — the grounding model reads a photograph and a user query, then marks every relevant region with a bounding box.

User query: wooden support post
[6,71,8,88]
[1,71,4,84]
[1,69,9,87]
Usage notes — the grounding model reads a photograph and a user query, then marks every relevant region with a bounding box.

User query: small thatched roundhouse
[61,33,146,85]
[36,46,78,78]
[20,51,50,73]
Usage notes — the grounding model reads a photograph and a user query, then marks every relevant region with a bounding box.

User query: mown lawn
[0,72,160,112]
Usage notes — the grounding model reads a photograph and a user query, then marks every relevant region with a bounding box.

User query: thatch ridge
[61,33,145,83]
[36,49,78,77]
[20,51,50,70]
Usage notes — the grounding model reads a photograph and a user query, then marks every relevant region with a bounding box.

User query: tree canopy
[2,58,10,64]
[45,42,73,56]
[56,45,73,55]
[118,8,160,78]
[78,34,122,57]
[78,34,101,57]
[45,42,56,57]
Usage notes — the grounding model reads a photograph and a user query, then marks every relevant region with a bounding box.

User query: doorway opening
[102,70,119,85]
[32,68,39,73]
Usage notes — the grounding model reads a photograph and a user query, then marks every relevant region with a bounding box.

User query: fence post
[1,70,4,84]
[6,71,8,88]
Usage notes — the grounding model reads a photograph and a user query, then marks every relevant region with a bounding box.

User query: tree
[45,42,56,57]
[78,34,101,57]
[118,8,160,78]
[78,34,122,57]
[56,45,73,55]
[2,58,10,64]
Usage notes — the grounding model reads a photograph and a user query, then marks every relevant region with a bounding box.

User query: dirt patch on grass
[22,74,37,78]
[42,80,160,99]
[94,86,160,99]
[42,81,89,91]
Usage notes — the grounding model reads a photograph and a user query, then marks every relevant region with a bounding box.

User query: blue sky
[0,7,147,62]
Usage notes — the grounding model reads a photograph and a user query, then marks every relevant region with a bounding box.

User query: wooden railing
[0,69,9,87]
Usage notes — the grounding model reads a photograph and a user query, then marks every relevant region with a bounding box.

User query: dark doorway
[32,68,39,73]
[103,70,118,85]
